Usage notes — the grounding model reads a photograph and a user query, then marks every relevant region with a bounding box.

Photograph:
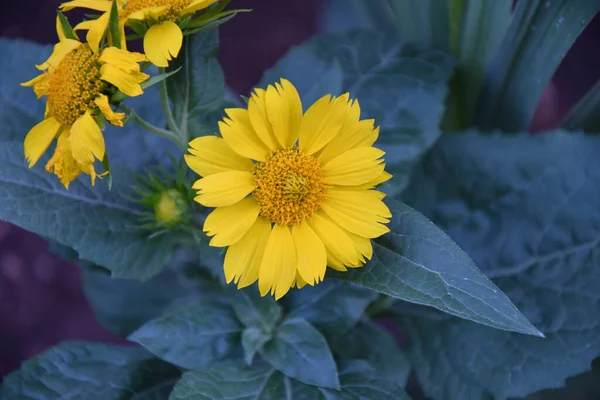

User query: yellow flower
[21,20,149,188]
[185,79,392,299]
[60,0,220,67]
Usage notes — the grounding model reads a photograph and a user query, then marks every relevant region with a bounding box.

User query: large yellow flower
[60,0,220,67]
[21,23,149,188]
[185,79,392,299]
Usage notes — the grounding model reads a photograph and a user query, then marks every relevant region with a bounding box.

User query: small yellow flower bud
[154,189,187,227]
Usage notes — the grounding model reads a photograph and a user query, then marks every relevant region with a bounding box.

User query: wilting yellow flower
[60,0,220,67]
[21,21,149,188]
[185,79,392,299]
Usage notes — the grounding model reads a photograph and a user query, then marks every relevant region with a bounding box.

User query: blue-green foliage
[6,0,598,398]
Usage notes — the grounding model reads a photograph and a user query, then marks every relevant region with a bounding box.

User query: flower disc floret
[253,147,326,226]
[47,46,104,126]
[122,0,192,20]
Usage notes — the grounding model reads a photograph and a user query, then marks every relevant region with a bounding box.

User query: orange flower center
[253,147,326,226]
[47,45,103,126]
[122,0,193,20]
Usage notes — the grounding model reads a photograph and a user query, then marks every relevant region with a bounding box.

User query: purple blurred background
[0,0,599,381]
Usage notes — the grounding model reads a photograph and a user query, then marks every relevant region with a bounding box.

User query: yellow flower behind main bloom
[185,79,392,299]
[21,21,149,188]
[60,0,220,67]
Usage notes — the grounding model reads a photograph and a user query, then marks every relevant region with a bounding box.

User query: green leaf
[241,327,271,365]
[0,341,180,400]
[260,58,343,110]
[348,0,397,34]
[81,262,222,337]
[141,67,182,90]
[0,39,50,130]
[169,360,410,400]
[258,31,454,196]
[229,285,282,331]
[108,0,121,48]
[452,0,512,127]
[317,0,363,33]
[259,318,339,389]
[167,28,224,138]
[474,0,600,131]
[129,300,242,369]
[389,0,450,52]
[330,197,541,336]
[400,130,600,399]
[561,80,600,132]
[57,11,77,40]
[284,280,377,340]
[330,320,411,386]
[522,359,600,400]
[0,142,175,280]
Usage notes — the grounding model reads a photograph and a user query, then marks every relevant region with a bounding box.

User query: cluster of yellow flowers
[21,1,393,298]
[21,0,221,188]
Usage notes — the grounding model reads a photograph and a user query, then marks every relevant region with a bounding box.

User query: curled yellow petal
[99,47,146,72]
[143,21,183,67]
[100,63,148,97]
[45,133,83,189]
[95,94,125,127]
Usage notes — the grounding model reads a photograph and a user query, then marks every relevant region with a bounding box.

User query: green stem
[120,104,185,149]
[365,295,397,318]
[158,67,184,142]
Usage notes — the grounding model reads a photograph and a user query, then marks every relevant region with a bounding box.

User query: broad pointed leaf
[400,130,600,399]
[129,300,242,369]
[330,197,542,336]
[0,342,180,400]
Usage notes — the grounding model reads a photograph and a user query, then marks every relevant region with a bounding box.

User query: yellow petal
[192,171,255,207]
[21,73,50,99]
[182,0,219,14]
[95,94,125,126]
[220,108,272,161]
[143,21,182,67]
[24,117,62,167]
[321,189,391,238]
[99,47,146,72]
[345,229,373,264]
[323,147,385,186]
[223,217,271,287]
[265,79,303,148]
[100,63,148,96]
[69,111,105,184]
[295,272,308,289]
[319,120,379,163]
[45,133,83,189]
[292,222,326,286]
[73,19,96,32]
[248,89,279,151]
[86,12,110,54]
[185,136,254,177]
[345,169,392,190]
[259,224,297,300]
[36,39,82,71]
[204,198,260,247]
[299,93,352,155]
[309,212,360,268]
[59,0,112,12]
